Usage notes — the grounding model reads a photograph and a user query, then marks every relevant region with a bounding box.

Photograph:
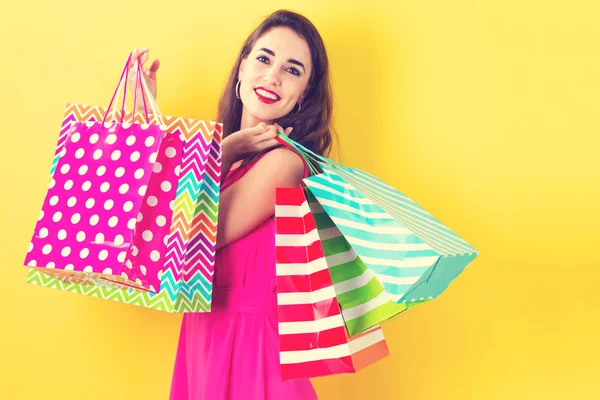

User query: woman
[131,9,334,400]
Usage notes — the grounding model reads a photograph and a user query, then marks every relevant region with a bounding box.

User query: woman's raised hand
[128,47,160,112]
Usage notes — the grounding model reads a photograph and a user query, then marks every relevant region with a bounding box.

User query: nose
[263,66,282,87]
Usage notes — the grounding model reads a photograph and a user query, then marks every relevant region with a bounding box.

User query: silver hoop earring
[236,80,241,99]
[293,102,302,114]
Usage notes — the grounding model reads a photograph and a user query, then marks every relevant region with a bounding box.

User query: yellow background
[1,0,598,399]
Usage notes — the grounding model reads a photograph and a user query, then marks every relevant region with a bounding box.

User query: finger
[284,127,293,136]
[256,125,277,141]
[257,138,281,151]
[273,123,284,133]
[147,59,160,81]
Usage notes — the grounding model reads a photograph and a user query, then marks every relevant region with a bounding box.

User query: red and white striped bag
[275,187,390,381]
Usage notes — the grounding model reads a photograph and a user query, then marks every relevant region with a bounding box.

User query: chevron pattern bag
[275,187,390,380]
[277,134,479,336]
[24,54,221,313]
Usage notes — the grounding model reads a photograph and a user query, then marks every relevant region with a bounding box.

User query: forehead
[253,27,312,65]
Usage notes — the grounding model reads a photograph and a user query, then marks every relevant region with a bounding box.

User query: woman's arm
[215,148,305,249]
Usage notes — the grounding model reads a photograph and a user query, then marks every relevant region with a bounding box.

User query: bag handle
[101,52,165,126]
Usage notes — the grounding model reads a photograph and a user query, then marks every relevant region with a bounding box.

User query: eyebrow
[258,47,306,73]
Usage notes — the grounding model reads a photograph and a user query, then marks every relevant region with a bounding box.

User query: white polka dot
[59,148,66,158]
[169,200,175,210]
[48,262,57,269]
[83,266,94,273]
[75,148,85,159]
[38,210,44,221]
[145,136,155,147]
[149,152,158,163]
[157,270,163,280]
[71,213,81,224]
[64,264,73,271]
[117,252,127,262]
[76,232,86,242]
[164,235,169,246]
[53,212,62,222]
[39,227,49,238]
[115,167,125,178]
[58,229,67,240]
[80,248,89,259]
[111,150,121,161]
[100,182,110,192]
[104,199,114,210]
[89,215,100,226]
[102,267,113,274]
[132,246,139,256]
[48,179,56,189]
[142,230,153,242]
[64,180,74,190]
[140,265,147,275]
[61,247,71,257]
[49,196,59,206]
[67,197,76,207]
[42,244,52,255]
[137,212,143,222]
[114,234,124,246]
[108,216,119,227]
[82,181,92,191]
[85,198,95,209]
[123,201,134,212]
[71,132,81,143]
[165,147,176,158]
[119,183,129,194]
[98,250,108,261]
[153,162,162,173]
[161,181,172,192]
[138,185,147,196]
[93,149,103,160]
[127,218,136,229]
[96,165,106,176]
[135,278,143,285]
[174,165,181,176]
[134,168,144,179]
[130,151,140,162]
[156,215,166,227]
[78,165,88,175]
[121,271,129,278]
[106,134,117,145]
[150,250,160,262]
[147,196,158,207]
[28,243,33,253]
[27,260,37,267]
[95,233,105,243]
[126,135,136,146]
[89,133,99,144]
[60,164,70,174]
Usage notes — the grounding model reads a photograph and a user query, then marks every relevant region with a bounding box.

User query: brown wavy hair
[216,9,335,166]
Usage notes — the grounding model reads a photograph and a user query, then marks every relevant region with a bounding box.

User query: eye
[257,55,269,64]
[287,67,301,76]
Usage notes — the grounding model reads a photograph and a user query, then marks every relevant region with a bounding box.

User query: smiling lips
[254,87,281,104]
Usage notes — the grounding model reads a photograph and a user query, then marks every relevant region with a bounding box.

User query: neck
[240,106,272,130]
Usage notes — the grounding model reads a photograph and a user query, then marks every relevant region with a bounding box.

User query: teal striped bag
[279,134,479,336]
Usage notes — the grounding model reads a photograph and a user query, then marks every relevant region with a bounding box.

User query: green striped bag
[307,190,424,336]
[279,134,479,336]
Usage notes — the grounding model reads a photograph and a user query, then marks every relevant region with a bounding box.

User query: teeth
[256,89,279,100]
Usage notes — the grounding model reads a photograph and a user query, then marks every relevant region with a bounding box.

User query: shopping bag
[275,187,389,380]
[24,53,222,312]
[277,134,479,335]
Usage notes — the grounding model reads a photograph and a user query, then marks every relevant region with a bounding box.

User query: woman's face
[238,26,312,125]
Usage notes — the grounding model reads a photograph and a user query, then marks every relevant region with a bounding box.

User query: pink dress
[169,153,318,400]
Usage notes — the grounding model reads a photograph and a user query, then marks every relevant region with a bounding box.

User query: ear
[238,57,247,80]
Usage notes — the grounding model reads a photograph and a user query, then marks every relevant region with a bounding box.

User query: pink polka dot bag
[23,53,222,312]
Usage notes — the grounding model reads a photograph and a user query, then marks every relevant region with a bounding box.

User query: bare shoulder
[250,148,305,187]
